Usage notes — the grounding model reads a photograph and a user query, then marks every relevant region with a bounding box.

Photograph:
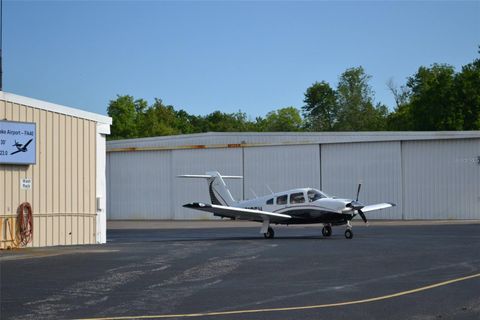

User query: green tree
[407,64,462,130]
[107,95,139,139]
[259,107,303,131]
[201,111,257,132]
[302,81,338,131]
[140,99,182,136]
[386,78,410,109]
[173,109,198,134]
[335,67,388,131]
[386,103,413,131]
[385,78,413,130]
[455,56,480,130]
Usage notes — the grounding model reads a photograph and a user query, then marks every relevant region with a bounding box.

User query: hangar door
[402,139,480,219]
[107,150,172,219]
[243,145,321,199]
[321,142,403,219]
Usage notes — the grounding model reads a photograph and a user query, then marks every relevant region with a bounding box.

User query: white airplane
[179,171,395,239]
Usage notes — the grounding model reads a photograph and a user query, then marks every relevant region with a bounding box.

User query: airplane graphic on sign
[11,139,33,155]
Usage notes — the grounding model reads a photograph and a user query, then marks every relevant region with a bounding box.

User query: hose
[13,202,34,247]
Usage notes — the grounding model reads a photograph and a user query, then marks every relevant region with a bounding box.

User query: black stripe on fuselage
[279,208,352,225]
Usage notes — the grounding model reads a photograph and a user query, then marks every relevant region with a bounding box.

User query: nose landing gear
[344,221,353,239]
[344,229,353,239]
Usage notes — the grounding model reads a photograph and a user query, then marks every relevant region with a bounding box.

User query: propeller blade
[356,183,362,201]
[358,210,368,224]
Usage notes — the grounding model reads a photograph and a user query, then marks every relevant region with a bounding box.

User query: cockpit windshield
[307,189,329,202]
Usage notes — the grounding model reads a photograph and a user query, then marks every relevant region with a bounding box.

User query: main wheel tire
[264,227,275,239]
[322,226,332,237]
[344,229,353,239]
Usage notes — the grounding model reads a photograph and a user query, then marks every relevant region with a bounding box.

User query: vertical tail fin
[177,171,242,206]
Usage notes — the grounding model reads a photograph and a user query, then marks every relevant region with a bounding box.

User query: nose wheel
[264,227,275,239]
[344,220,354,239]
[344,229,353,239]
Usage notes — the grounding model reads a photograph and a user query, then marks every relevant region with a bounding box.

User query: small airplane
[179,171,395,239]
[11,139,33,155]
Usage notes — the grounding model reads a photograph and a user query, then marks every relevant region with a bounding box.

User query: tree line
[108,49,479,140]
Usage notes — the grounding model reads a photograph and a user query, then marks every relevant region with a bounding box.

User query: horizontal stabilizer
[361,202,396,213]
[177,174,243,179]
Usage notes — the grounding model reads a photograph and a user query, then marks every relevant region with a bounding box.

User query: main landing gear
[322,225,332,237]
[264,226,275,239]
[322,222,354,239]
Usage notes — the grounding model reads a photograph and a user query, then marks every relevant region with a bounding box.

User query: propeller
[348,183,368,224]
[356,183,367,222]
[357,209,367,224]
[356,183,361,201]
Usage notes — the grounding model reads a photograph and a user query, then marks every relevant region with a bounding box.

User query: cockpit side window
[276,195,288,205]
[290,192,305,204]
[266,198,273,205]
[308,190,325,202]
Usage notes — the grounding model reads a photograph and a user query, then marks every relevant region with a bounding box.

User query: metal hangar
[106,132,480,221]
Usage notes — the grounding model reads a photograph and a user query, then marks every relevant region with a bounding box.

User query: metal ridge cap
[0,91,112,125]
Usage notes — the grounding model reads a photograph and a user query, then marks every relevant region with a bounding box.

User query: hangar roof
[1,91,112,125]
[107,131,480,152]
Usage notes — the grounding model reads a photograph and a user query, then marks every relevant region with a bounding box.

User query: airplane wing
[361,202,396,213]
[10,150,21,155]
[183,202,291,222]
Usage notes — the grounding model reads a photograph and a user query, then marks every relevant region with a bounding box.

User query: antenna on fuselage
[265,184,274,195]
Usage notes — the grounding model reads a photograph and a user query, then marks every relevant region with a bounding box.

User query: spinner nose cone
[346,200,364,210]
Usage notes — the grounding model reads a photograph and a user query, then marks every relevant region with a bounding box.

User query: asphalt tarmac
[1,222,480,320]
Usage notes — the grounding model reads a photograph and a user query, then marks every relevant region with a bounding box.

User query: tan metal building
[0,92,111,248]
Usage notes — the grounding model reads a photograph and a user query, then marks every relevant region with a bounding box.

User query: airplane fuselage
[219,188,356,226]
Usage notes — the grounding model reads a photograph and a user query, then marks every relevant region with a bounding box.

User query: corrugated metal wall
[402,139,480,219]
[1,100,97,248]
[107,150,172,220]
[107,148,243,220]
[321,142,403,219]
[106,138,479,221]
[244,145,321,197]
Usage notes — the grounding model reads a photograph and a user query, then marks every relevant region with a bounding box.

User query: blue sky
[5,0,480,118]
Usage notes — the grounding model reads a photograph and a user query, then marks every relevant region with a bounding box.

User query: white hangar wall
[106,148,244,220]
[107,150,173,220]
[321,142,403,220]
[243,145,321,198]
[402,139,480,219]
[106,132,480,220]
